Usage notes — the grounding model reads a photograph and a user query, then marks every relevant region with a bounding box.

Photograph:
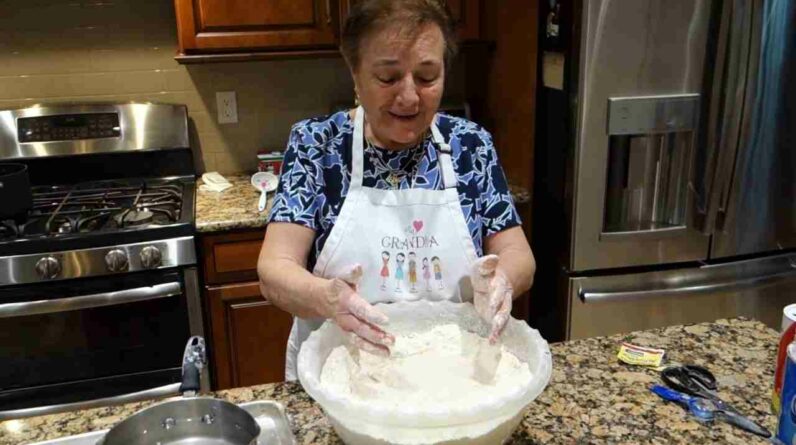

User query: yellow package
[617,342,665,368]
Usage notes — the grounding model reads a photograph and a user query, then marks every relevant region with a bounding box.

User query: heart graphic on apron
[413,220,424,232]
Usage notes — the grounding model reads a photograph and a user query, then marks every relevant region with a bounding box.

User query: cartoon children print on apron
[376,219,449,298]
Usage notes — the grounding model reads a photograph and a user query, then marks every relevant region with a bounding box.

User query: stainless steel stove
[0,103,205,420]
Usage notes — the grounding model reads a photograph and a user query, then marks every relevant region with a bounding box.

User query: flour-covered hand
[471,255,513,344]
[322,264,395,355]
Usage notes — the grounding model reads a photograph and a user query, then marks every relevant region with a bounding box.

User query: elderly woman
[258,0,535,381]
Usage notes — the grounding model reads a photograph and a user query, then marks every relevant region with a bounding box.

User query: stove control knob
[140,246,162,269]
[35,256,61,280]
[105,249,129,272]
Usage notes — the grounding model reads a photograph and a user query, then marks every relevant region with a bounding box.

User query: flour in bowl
[319,324,532,410]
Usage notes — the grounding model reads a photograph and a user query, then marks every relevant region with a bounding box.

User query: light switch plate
[216,91,238,124]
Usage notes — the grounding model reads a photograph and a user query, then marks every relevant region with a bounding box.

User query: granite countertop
[195,174,274,233]
[196,174,532,234]
[1,318,780,444]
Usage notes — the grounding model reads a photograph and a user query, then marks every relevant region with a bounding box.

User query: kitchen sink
[31,400,295,445]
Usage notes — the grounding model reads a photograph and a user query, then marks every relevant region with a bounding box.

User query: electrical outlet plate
[216,91,238,124]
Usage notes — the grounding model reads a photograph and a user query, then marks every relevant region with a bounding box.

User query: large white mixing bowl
[297,300,553,445]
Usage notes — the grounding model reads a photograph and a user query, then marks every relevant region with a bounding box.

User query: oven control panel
[0,237,196,285]
[17,113,121,142]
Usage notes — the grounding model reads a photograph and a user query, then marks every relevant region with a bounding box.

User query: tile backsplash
[0,0,464,174]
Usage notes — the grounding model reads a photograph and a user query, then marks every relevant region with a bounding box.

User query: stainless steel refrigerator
[531,0,796,341]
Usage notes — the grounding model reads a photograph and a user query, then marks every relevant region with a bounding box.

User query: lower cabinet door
[207,281,294,389]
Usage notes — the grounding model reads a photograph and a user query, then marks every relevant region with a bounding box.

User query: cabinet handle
[326,0,332,24]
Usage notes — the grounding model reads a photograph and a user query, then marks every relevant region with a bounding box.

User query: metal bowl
[99,397,260,445]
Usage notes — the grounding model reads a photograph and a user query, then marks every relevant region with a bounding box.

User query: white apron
[284,106,479,380]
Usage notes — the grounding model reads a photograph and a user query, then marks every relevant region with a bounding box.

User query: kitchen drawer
[201,230,266,285]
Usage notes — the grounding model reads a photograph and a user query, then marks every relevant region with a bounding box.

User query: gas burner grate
[0,221,18,241]
[2,180,184,239]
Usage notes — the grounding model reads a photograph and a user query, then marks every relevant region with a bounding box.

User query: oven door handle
[0,382,181,421]
[0,282,182,318]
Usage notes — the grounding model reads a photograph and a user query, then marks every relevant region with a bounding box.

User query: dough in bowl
[319,324,532,411]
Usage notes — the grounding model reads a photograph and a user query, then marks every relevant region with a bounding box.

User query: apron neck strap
[352,107,457,190]
[351,106,366,189]
[430,117,458,190]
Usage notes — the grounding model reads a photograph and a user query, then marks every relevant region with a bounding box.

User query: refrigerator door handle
[580,261,796,304]
[696,0,758,235]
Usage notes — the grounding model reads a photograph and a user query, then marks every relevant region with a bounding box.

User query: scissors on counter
[650,364,783,444]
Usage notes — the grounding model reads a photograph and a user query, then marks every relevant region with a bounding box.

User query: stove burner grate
[1,180,184,239]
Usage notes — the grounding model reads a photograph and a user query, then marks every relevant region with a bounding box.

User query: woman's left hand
[471,254,513,344]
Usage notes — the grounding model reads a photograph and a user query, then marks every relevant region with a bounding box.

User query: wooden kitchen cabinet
[340,0,482,41]
[174,0,340,62]
[201,229,293,389]
[446,0,482,41]
[201,230,265,284]
[207,281,293,389]
[174,0,484,63]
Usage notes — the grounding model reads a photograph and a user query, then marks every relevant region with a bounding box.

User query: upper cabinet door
[446,0,480,41]
[339,0,480,41]
[175,0,338,54]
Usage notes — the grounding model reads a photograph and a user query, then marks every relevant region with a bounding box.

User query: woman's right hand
[321,264,395,356]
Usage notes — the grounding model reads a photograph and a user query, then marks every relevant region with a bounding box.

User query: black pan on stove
[0,163,32,222]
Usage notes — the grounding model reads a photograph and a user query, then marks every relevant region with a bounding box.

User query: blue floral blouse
[267,111,520,270]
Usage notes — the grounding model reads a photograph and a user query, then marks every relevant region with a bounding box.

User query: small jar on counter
[257,150,284,175]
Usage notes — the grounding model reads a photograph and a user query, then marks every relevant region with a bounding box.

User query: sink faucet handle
[180,336,206,396]
[183,336,207,369]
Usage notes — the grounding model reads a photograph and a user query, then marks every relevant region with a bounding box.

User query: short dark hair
[341,0,458,71]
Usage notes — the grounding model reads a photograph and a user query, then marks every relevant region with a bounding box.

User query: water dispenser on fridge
[603,94,698,240]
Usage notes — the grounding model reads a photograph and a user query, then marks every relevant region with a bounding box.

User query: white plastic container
[297,300,553,445]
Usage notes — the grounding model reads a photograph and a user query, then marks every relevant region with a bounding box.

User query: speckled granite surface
[0,318,780,444]
[195,174,274,233]
[196,174,532,233]
[516,318,778,444]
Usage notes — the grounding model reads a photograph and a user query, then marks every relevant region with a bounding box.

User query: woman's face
[351,22,445,150]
